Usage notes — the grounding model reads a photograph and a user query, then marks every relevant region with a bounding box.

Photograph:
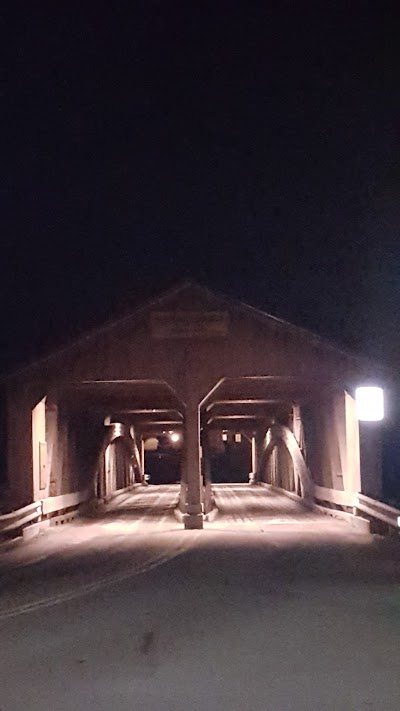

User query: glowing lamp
[222,432,228,442]
[234,433,242,443]
[170,432,180,443]
[355,387,384,422]
[144,437,159,451]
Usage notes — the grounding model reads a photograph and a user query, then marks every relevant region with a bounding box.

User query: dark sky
[2,2,400,374]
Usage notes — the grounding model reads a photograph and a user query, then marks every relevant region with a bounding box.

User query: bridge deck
[102,483,351,533]
[207,483,352,533]
[2,484,400,710]
[101,483,181,530]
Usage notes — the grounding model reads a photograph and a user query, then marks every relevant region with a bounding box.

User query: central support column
[182,400,204,529]
[140,437,146,483]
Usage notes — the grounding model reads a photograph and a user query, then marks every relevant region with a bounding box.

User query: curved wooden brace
[256,435,279,482]
[257,424,314,504]
[121,435,143,483]
[95,427,143,498]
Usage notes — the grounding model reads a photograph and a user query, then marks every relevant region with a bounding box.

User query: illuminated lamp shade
[144,437,159,451]
[355,387,384,422]
[222,432,228,442]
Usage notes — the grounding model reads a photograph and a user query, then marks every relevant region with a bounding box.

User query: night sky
[2,3,400,375]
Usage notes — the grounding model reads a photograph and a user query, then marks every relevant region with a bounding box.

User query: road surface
[1,484,400,710]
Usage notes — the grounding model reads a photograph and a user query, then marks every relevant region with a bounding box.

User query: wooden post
[249,435,257,484]
[6,386,34,509]
[140,437,146,483]
[182,400,203,529]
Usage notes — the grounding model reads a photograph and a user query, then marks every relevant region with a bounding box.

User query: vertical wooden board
[39,441,47,490]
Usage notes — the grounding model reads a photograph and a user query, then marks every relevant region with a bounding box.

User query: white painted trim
[314,504,371,533]
[314,485,356,507]
[42,489,91,515]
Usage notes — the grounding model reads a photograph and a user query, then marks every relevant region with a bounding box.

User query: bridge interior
[62,379,185,496]
[42,373,351,531]
[56,375,321,523]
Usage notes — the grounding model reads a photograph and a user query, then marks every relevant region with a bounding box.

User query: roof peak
[2,278,383,382]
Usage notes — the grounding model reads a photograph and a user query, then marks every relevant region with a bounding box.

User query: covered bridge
[3,282,389,529]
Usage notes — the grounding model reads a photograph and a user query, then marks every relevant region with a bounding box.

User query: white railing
[0,490,91,535]
[314,485,355,507]
[355,493,400,530]
[0,500,43,533]
[42,490,91,516]
[314,485,400,530]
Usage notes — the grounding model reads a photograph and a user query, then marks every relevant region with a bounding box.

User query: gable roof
[2,279,387,382]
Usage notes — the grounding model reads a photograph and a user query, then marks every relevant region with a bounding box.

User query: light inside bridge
[356,386,384,422]
[144,437,159,451]
[170,432,181,443]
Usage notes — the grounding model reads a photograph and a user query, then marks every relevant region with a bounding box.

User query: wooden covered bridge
[2,282,393,533]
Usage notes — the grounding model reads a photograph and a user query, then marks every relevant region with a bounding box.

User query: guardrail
[355,493,400,530]
[259,482,371,532]
[0,500,43,534]
[42,490,91,516]
[313,485,354,507]
[314,485,400,531]
[0,490,92,537]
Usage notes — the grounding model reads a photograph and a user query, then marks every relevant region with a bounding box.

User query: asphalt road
[1,484,400,710]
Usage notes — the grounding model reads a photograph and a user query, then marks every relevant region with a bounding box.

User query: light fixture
[355,386,384,422]
[222,432,228,441]
[170,432,180,443]
[144,437,159,451]
[234,433,242,443]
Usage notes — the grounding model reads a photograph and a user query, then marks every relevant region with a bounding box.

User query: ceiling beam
[206,398,283,412]
[206,414,264,425]
[138,420,182,426]
[208,414,262,419]
[116,408,183,416]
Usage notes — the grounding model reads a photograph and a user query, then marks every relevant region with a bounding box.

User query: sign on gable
[150,311,229,339]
